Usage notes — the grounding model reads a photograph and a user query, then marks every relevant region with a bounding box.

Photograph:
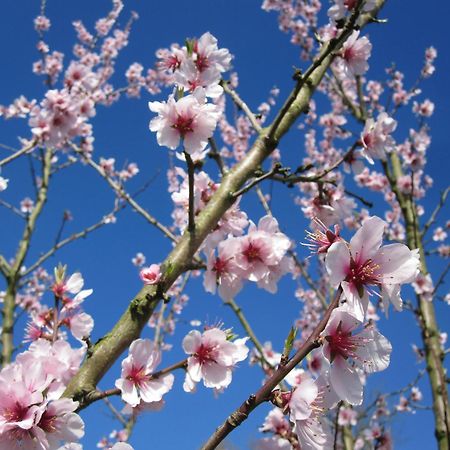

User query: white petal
[330,358,363,405]
[349,216,385,262]
[325,241,350,287]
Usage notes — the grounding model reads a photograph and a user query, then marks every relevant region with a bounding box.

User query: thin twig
[0,140,37,168]
[22,205,120,277]
[223,297,274,370]
[208,138,226,174]
[0,198,26,218]
[71,144,178,243]
[103,397,128,427]
[431,262,450,297]
[221,81,262,133]
[233,163,283,198]
[422,186,450,237]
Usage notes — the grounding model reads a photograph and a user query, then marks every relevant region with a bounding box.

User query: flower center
[243,243,262,263]
[39,412,58,433]
[343,46,355,62]
[195,343,216,365]
[213,257,228,276]
[325,322,358,362]
[195,54,209,72]
[172,114,194,137]
[127,365,149,385]
[346,258,381,294]
[3,403,28,423]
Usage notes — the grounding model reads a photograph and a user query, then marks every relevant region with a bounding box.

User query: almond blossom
[339,30,372,77]
[148,88,220,154]
[360,113,397,163]
[328,0,376,23]
[286,373,336,450]
[204,241,244,300]
[325,216,420,319]
[139,264,162,285]
[232,216,291,283]
[182,327,249,391]
[321,308,392,405]
[115,339,174,407]
[0,175,8,192]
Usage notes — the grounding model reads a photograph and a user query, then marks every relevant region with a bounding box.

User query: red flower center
[172,114,194,137]
[243,242,262,263]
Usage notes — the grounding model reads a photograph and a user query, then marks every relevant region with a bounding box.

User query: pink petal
[349,216,385,263]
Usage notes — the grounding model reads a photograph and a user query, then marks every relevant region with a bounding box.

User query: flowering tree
[0,1,448,449]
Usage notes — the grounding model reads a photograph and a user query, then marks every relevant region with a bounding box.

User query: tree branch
[0,139,37,168]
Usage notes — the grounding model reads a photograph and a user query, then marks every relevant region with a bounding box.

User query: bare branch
[0,139,37,168]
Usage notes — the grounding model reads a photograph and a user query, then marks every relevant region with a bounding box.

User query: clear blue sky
[0,1,449,449]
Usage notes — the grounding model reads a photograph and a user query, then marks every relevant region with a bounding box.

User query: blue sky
[0,1,449,449]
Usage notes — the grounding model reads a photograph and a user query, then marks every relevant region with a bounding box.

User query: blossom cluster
[254,216,419,449]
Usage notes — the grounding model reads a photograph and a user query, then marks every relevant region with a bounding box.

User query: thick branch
[2,147,53,365]
[386,152,450,449]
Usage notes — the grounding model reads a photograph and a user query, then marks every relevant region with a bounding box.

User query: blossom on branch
[339,30,372,77]
[182,327,249,391]
[148,87,220,154]
[360,112,397,163]
[325,216,420,319]
[321,308,392,405]
[115,339,174,407]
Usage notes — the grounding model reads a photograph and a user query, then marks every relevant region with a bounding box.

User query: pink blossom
[432,227,447,242]
[259,408,290,436]
[0,176,8,192]
[0,379,43,434]
[33,398,85,449]
[174,59,223,98]
[325,216,420,319]
[250,341,281,367]
[16,339,85,385]
[204,240,243,300]
[193,32,232,74]
[412,99,434,117]
[304,218,341,254]
[338,406,357,426]
[182,328,248,391]
[361,113,397,163]
[115,339,174,407]
[34,15,51,32]
[20,197,35,214]
[339,31,372,76]
[110,444,134,450]
[321,308,392,405]
[139,264,162,285]
[411,386,423,402]
[287,373,335,450]
[148,88,220,154]
[132,252,146,267]
[328,0,376,22]
[412,273,434,302]
[232,216,291,283]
